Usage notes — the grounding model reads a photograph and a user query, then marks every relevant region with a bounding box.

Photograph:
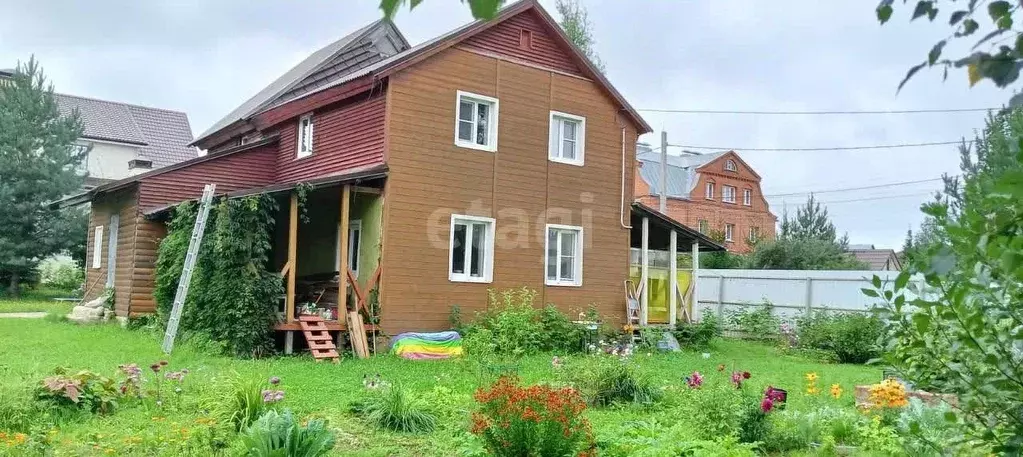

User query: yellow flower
[830,384,843,399]
[806,386,820,395]
[805,372,819,382]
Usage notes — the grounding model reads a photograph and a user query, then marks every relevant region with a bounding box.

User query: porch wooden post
[286,193,298,324]
[669,230,678,326]
[640,216,649,326]
[338,185,351,313]
[691,242,701,322]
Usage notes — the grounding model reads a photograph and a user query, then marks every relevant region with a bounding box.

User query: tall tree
[0,58,85,296]
[779,194,839,243]
[555,0,605,72]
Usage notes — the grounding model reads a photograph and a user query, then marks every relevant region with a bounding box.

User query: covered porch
[629,203,725,326]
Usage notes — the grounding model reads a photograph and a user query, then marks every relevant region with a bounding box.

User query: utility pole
[659,130,668,213]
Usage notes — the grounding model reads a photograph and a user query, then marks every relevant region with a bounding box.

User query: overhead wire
[667,140,971,152]
[636,107,997,115]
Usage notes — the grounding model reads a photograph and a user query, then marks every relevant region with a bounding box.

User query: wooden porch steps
[298,315,339,362]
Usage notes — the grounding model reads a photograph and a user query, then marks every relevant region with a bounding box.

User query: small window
[723,186,736,203]
[546,225,583,286]
[748,226,760,242]
[724,223,735,242]
[337,220,363,275]
[91,225,103,269]
[743,189,752,206]
[455,91,499,152]
[519,29,534,50]
[698,220,708,234]
[705,182,715,199]
[548,111,586,166]
[297,113,314,158]
[449,214,495,283]
[725,159,737,172]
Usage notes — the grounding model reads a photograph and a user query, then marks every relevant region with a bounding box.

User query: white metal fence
[694,269,929,321]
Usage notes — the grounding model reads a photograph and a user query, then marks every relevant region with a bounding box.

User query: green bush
[238,409,335,457]
[601,419,758,457]
[459,287,588,355]
[215,377,284,432]
[359,385,437,433]
[676,382,744,438]
[567,355,658,407]
[671,312,720,349]
[39,261,83,293]
[797,312,882,364]
[726,303,781,339]
[35,367,119,414]
[737,392,770,444]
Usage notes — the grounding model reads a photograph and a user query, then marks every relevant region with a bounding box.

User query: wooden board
[348,311,370,359]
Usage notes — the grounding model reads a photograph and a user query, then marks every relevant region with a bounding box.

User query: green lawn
[0,314,881,456]
[0,288,76,314]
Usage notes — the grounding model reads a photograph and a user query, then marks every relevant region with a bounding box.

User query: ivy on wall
[154,195,283,358]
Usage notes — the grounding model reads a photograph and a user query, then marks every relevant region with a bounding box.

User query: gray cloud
[0,0,1004,250]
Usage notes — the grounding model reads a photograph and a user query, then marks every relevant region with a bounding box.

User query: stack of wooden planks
[298,315,340,362]
[347,311,370,358]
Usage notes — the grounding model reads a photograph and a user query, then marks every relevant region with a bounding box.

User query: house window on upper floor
[548,111,585,166]
[297,113,314,158]
[725,159,737,172]
[743,188,752,206]
[724,223,735,242]
[91,225,103,269]
[723,186,736,204]
[748,226,760,242]
[519,29,534,50]
[450,214,495,283]
[71,144,90,175]
[698,220,708,234]
[705,182,715,199]
[546,224,583,287]
[455,91,499,152]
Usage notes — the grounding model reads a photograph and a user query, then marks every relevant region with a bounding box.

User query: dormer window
[297,113,314,158]
[724,159,737,172]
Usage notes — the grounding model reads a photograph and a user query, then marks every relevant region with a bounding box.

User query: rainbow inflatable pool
[390,331,464,360]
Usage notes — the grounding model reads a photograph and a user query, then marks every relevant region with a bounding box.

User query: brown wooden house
[59,0,722,345]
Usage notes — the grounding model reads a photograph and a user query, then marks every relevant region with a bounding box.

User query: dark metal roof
[54,93,197,167]
[631,202,726,252]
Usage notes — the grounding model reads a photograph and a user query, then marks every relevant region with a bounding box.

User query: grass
[0,294,881,455]
[0,288,77,314]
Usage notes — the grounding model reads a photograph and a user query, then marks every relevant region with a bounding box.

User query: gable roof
[636,146,730,199]
[849,248,902,271]
[195,19,409,143]
[54,94,196,167]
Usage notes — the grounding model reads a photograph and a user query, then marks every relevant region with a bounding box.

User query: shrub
[796,312,882,364]
[726,303,780,339]
[471,376,594,457]
[36,367,119,414]
[238,409,335,457]
[361,385,436,433]
[40,261,83,293]
[601,419,757,457]
[460,287,590,355]
[677,382,744,438]
[671,312,720,349]
[566,355,657,407]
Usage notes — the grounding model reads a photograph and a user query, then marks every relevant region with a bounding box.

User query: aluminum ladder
[162,184,216,354]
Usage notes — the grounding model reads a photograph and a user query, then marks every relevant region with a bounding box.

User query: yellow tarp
[629,266,692,324]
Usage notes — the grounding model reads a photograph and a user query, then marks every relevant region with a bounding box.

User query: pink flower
[269,376,281,385]
[730,371,743,388]
[761,397,774,413]
[685,371,704,389]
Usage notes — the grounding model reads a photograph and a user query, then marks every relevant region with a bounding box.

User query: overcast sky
[0,0,1008,249]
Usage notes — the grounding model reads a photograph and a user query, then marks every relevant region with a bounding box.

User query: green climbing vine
[154,194,283,358]
[294,182,313,224]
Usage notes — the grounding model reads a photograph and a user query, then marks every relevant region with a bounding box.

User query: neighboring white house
[1,68,197,188]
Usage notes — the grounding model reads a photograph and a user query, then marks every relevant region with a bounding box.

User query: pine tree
[780,194,838,243]
[555,0,605,72]
[0,57,85,296]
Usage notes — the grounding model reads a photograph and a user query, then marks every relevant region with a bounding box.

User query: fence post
[804,277,813,316]
[717,275,726,319]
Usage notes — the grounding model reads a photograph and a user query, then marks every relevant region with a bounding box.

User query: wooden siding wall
[462,10,584,77]
[129,218,166,314]
[275,93,387,184]
[137,144,278,212]
[84,187,139,316]
[381,46,638,333]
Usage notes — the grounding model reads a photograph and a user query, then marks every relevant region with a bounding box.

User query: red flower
[742,371,751,379]
[761,397,774,413]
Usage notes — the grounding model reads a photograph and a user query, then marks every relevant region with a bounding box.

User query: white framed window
[336,220,363,276]
[297,113,314,158]
[454,91,499,152]
[449,214,495,283]
[705,182,715,199]
[723,186,736,203]
[698,220,708,234]
[748,226,760,242]
[548,111,585,166]
[725,159,737,172]
[743,189,752,206]
[724,223,735,242]
[91,225,103,269]
[545,224,583,287]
